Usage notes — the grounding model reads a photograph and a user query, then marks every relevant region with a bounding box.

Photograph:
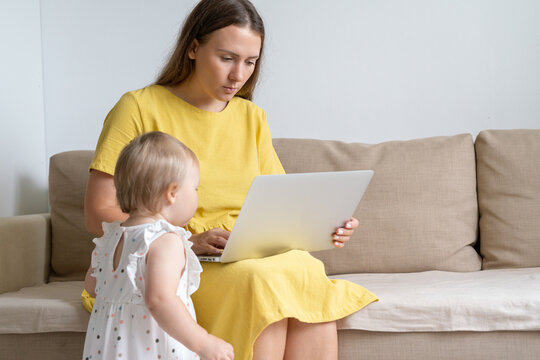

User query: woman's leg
[252,318,288,360]
[283,319,338,360]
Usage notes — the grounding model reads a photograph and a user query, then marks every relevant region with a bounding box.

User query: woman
[83,0,377,359]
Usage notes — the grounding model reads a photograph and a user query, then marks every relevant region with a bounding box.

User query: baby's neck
[121,212,166,227]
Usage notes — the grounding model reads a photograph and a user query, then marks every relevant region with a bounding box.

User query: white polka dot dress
[83,220,202,360]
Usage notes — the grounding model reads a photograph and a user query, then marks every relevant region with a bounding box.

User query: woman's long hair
[155,0,264,101]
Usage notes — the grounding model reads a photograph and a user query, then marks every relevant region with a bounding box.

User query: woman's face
[188,25,262,106]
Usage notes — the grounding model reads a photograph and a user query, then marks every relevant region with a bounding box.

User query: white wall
[255,0,540,141]
[3,0,540,217]
[1,0,48,217]
[40,0,193,156]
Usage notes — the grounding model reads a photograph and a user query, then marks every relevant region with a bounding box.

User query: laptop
[197,170,373,263]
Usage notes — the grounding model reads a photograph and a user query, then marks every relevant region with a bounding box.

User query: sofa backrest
[476,129,540,269]
[49,151,94,281]
[274,134,481,274]
[48,134,485,280]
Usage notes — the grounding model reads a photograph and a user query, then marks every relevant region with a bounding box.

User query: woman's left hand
[332,217,359,248]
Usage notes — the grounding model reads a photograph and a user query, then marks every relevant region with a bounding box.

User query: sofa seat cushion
[333,267,540,332]
[0,281,89,334]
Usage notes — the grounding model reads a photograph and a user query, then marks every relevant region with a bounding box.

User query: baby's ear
[165,182,180,204]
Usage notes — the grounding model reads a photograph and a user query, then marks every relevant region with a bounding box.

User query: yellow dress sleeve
[257,112,285,175]
[81,289,95,313]
[90,92,144,175]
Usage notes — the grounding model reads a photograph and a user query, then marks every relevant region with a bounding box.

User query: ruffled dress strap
[182,234,203,296]
[90,221,123,273]
[125,220,202,299]
[156,220,203,296]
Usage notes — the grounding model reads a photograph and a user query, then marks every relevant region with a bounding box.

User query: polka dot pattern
[83,220,201,360]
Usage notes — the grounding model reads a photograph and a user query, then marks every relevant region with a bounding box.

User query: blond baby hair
[114,131,198,214]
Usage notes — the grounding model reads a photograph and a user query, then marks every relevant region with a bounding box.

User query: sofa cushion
[332,268,540,332]
[273,134,481,274]
[49,151,94,280]
[476,129,540,269]
[0,281,89,333]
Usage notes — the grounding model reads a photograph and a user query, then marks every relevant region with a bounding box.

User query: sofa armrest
[0,213,51,294]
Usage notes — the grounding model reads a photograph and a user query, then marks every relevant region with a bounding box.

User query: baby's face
[168,161,200,227]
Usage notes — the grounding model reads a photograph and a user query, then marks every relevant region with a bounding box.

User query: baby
[83,131,233,360]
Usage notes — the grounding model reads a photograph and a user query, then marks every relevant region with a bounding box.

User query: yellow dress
[84,85,377,359]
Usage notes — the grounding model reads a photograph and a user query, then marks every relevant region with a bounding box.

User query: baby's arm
[145,232,234,360]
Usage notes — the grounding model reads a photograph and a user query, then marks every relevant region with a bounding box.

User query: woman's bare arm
[84,169,128,236]
[84,266,96,297]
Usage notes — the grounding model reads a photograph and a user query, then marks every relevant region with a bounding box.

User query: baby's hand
[198,334,234,360]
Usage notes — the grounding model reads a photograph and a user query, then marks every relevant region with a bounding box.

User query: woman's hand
[332,217,359,248]
[84,266,96,298]
[190,228,230,255]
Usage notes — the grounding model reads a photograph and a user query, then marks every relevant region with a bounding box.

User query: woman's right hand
[198,334,234,360]
[190,228,230,255]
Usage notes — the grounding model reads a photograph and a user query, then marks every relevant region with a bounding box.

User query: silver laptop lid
[219,170,373,263]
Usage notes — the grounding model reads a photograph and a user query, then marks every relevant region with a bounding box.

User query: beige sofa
[1,129,540,359]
